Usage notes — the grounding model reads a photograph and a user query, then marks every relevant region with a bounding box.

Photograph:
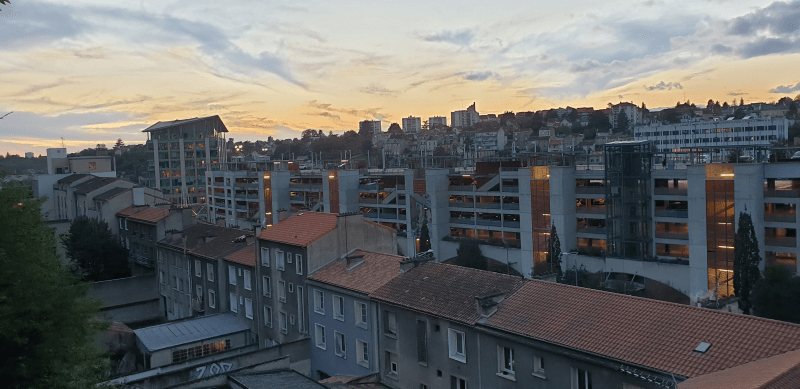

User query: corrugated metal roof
[133,313,248,352]
[230,370,327,388]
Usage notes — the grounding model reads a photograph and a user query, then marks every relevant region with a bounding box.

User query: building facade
[360,120,382,135]
[451,103,479,128]
[402,116,422,133]
[428,116,447,129]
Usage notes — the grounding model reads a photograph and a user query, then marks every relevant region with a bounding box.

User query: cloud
[769,82,800,94]
[359,84,399,97]
[306,101,389,122]
[0,1,87,49]
[727,91,748,96]
[419,29,475,46]
[728,0,800,36]
[644,81,684,91]
[463,71,494,81]
[711,44,733,54]
[737,37,800,58]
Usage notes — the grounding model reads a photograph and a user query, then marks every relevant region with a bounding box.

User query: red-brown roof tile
[484,281,800,379]
[129,207,170,223]
[309,250,404,295]
[678,348,800,389]
[370,262,526,325]
[225,244,256,267]
[258,212,338,247]
[160,223,252,260]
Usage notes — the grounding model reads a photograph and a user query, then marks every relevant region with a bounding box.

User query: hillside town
[3,94,800,389]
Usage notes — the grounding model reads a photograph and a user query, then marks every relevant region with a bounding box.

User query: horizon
[2,0,799,155]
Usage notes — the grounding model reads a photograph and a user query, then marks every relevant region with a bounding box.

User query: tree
[0,181,109,388]
[733,212,762,314]
[740,97,745,107]
[616,111,629,132]
[456,240,485,271]
[547,224,562,278]
[387,123,402,133]
[113,138,125,150]
[733,107,746,120]
[587,111,612,131]
[61,216,131,282]
[418,223,431,252]
[751,266,800,324]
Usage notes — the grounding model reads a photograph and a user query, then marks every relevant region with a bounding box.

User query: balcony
[576,207,606,215]
[575,187,605,195]
[577,247,605,257]
[764,213,796,223]
[476,219,502,227]
[502,186,519,193]
[655,231,689,240]
[654,209,689,218]
[450,217,476,225]
[765,237,796,247]
[577,227,607,235]
[475,202,502,209]
[503,221,521,229]
[653,187,688,196]
[449,185,475,192]
[764,189,800,198]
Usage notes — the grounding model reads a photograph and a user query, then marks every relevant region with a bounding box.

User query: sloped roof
[116,205,173,223]
[309,250,404,295]
[231,370,327,389]
[225,244,256,267]
[73,176,122,194]
[678,348,800,389]
[159,223,252,260]
[258,212,338,247]
[142,115,227,133]
[57,173,90,184]
[133,313,248,352]
[363,219,397,233]
[483,280,800,379]
[93,186,130,202]
[370,262,526,325]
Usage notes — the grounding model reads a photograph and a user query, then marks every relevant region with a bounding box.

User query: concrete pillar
[426,169,451,262]
[518,168,533,276]
[735,164,765,271]
[549,166,577,252]
[687,165,708,300]
[270,171,291,225]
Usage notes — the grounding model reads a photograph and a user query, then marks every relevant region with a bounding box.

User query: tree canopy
[62,215,131,282]
[751,266,800,324]
[547,224,562,278]
[733,212,762,314]
[0,181,109,388]
[456,239,485,271]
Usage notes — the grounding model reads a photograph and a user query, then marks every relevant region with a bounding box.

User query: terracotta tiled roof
[678,348,800,389]
[225,244,256,267]
[363,219,397,233]
[483,281,800,379]
[309,250,404,295]
[73,177,122,194]
[116,205,172,223]
[258,212,338,247]
[370,262,526,325]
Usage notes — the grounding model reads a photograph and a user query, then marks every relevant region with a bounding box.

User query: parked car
[791,151,800,160]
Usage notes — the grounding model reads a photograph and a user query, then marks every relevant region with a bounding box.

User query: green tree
[456,240,485,271]
[587,111,612,131]
[419,223,431,252]
[0,182,109,388]
[734,212,762,314]
[616,111,629,132]
[547,224,562,278]
[62,216,131,282]
[751,266,800,324]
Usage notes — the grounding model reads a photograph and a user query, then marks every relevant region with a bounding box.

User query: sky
[1,0,800,155]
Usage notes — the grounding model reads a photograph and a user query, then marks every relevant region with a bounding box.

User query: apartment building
[369,261,800,389]
[255,212,397,348]
[117,205,194,275]
[205,170,271,229]
[143,115,227,206]
[360,120,382,135]
[451,103,479,128]
[307,250,404,380]
[634,116,789,154]
[402,116,422,133]
[428,116,447,129]
[608,102,642,130]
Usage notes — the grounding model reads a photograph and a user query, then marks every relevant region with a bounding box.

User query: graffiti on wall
[194,361,236,379]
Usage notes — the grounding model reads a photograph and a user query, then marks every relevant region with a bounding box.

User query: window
[289,283,294,293]
[264,306,273,327]
[356,339,369,368]
[297,286,305,334]
[262,276,271,297]
[333,295,345,321]
[229,293,238,313]
[296,254,303,274]
[159,271,164,284]
[384,310,397,337]
[279,312,288,334]
[386,352,398,378]
[178,279,183,292]
[448,329,466,363]
[498,346,514,377]
[244,270,252,290]
[278,281,286,302]
[334,331,346,358]
[417,320,428,364]
[208,289,216,308]
[195,260,201,277]
[119,218,124,230]
[244,298,253,319]
[572,368,592,389]
[450,376,467,389]
[260,247,270,267]
[286,251,292,264]
[314,290,325,314]
[355,302,368,328]
[315,324,326,349]
[276,250,285,271]
[207,263,214,281]
[533,356,545,378]
[228,265,236,285]
[124,219,128,230]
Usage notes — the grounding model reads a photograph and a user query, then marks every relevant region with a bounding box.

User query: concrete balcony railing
[577,227,607,235]
[450,217,476,225]
[764,189,800,198]
[449,185,475,192]
[654,209,689,218]
[575,187,605,195]
[475,203,502,209]
[502,186,519,193]
[764,213,796,223]
[503,203,520,210]
[476,219,503,227]
[503,221,521,229]
[764,237,797,247]
[655,231,689,240]
[576,207,606,215]
[653,187,688,196]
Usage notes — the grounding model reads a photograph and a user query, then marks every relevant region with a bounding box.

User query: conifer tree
[734,212,762,314]
[418,223,431,252]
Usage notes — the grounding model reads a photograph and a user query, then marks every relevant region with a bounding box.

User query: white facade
[402,116,422,133]
[359,120,381,134]
[634,117,788,153]
[609,103,641,130]
[475,128,506,150]
[429,116,447,129]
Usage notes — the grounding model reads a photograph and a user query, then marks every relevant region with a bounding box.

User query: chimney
[399,251,435,273]
[132,188,145,206]
[475,292,506,318]
[277,209,289,222]
[246,234,255,245]
[346,253,365,271]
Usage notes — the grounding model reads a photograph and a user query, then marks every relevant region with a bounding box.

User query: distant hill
[0,155,47,174]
